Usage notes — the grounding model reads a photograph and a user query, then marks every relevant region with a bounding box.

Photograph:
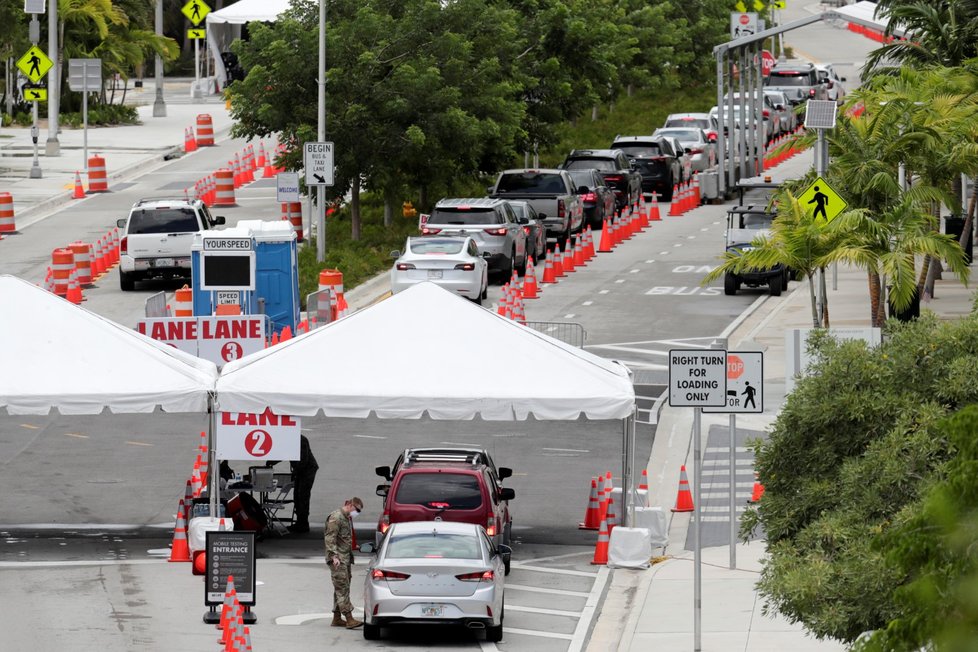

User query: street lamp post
[153,0,166,117]
[45,0,59,156]
[316,0,326,262]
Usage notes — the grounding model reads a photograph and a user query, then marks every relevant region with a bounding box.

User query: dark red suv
[374,448,515,548]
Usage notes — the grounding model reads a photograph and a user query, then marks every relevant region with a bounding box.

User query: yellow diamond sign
[24,86,47,102]
[17,45,53,83]
[773,0,786,8]
[753,0,765,11]
[187,28,206,40]
[181,0,211,26]
[735,1,747,12]
[800,177,848,225]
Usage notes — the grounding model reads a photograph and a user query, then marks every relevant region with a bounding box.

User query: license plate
[427,270,443,279]
[154,258,174,268]
[421,604,444,617]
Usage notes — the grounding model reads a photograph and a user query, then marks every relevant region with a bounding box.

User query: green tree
[864,0,978,74]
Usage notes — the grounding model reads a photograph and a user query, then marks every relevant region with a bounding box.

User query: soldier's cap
[349,497,364,510]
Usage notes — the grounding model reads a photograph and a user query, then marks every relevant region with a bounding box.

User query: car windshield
[567,169,599,186]
[657,129,701,142]
[409,239,465,255]
[564,158,617,172]
[741,212,775,229]
[127,208,200,234]
[385,532,482,560]
[429,208,499,225]
[508,203,530,220]
[613,143,663,157]
[495,173,566,194]
[767,73,810,86]
[664,118,708,130]
[395,473,483,509]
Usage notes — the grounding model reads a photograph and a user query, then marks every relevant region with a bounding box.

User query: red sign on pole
[761,50,776,76]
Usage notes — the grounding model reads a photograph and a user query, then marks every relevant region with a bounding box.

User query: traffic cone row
[48,228,119,296]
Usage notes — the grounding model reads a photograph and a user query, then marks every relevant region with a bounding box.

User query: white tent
[0,275,218,415]
[206,0,292,88]
[832,1,906,38]
[217,282,635,420]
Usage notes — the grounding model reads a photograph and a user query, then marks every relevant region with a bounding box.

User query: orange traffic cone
[667,185,681,216]
[73,171,86,199]
[579,477,601,530]
[523,257,539,298]
[217,575,237,631]
[692,174,701,207]
[497,283,510,316]
[748,472,765,503]
[541,250,556,283]
[256,141,267,168]
[198,431,209,487]
[220,601,241,645]
[598,217,613,253]
[66,270,83,304]
[672,465,695,512]
[562,238,576,273]
[584,226,595,260]
[191,456,203,497]
[185,126,197,153]
[280,325,293,342]
[168,498,191,562]
[649,192,661,221]
[573,235,585,267]
[262,149,276,178]
[638,468,650,507]
[590,516,610,565]
[553,244,565,277]
[512,288,525,323]
[605,493,618,531]
[271,331,280,346]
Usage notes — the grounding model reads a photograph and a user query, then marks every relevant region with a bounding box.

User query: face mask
[350,509,360,519]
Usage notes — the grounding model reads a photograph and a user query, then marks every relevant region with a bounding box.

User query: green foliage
[60,102,139,126]
[746,314,978,643]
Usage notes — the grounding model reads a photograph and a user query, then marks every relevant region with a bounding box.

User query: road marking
[615,279,625,283]
[275,609,363,626]
[630,269,640,274]
[687,235,696,239]
[541,447,590,453]
[506,584,590,597]
[504,627,574,641]
[20,424,40,429]
[673,243,682,247]
[570,565,609,652]
[509,604,582,617]
[701,227,709,231]
[511,564,598,578]
[543,452,580,457]
[582,301,593,306]
[64,433,88,439]
[125,441,153,447]
[659,251,670,255]
[354,434,386,440]
[564,314,575,319]
[713,220,721,225]
[599,289,609,294]
[645,259,655,263]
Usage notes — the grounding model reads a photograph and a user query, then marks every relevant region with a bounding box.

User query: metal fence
[144,291,169,318]
[305,288,335,330]
[522,321,587,348]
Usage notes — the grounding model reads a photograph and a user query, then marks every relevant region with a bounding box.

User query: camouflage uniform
[324,507,355,614]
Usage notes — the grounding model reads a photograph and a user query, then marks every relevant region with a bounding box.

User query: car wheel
[363,623,381,641]
[486,603,504,643]
[768,273,783,296]
[473,294,483,306]
[503,521,512,546]
[724,273,739,296]
[120,271,136,292]
[516,248,526,276]
[663,177,674,201]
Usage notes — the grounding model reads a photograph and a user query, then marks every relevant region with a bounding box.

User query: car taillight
[557,199,566,218]
[809,88,816,97]
[456,570,494,582]
[372,569,410,581]
[706,131,717,140]
[523,226,531,236]
[379,512,390,533]
[483,227,507,236]
[762,109,770,118]
[688,148,703,154]
[120,236,128,254]
[582,192,596,202]
[604,175,623,183]
[396,263,415,271]
[454,263,475,271]
[421,227,441,235]
[485,516,496,537]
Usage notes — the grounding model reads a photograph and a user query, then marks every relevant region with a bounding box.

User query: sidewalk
[587,164,974,651]
[0,79,233,227]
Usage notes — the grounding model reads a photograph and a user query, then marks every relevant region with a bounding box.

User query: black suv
[560,149,642,214]
[374,448,515,547]
[611,136,685,201]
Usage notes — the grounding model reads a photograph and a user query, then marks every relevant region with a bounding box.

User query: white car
[363,521,509,642]
[390,236,488,304]
[815,64,847,104]
[652,127,717,173]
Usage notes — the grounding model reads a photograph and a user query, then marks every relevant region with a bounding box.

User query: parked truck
[487,169,584,247]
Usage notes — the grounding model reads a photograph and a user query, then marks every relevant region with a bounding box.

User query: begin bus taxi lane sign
[668,349,727,407]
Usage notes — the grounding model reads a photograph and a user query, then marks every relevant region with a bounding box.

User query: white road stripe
[570,565,609,652]
[504,627,574,641]
[581,300,593,306]
[598,289,609,294]
[506,584,590,598]
[509,605,582,617]
[516,551,592,564]
[542,447,590,453]
[511,564,598,578]
[353,434,386,439]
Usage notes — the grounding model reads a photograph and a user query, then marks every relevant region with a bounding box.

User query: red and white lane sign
[217,409,301,461]
[135,316,265,369]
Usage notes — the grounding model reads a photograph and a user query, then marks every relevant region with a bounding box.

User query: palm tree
[864,0,978,75]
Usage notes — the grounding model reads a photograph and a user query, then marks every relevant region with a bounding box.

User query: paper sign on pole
[276,172,301,203]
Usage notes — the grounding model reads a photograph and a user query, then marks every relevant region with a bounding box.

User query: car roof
[400,447,493,470]
[612,135,659,143]
[500,168,565,175]
[434,197,506,209]
[770,62,815,72]
[131,198,200,210]
[665,113,712,120]
[407,235,472,244]
[388,520,482,536]
[566,149,625,159]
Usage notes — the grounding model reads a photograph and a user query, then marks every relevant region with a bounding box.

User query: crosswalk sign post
[182,0,212,101]
[17,45,52,83]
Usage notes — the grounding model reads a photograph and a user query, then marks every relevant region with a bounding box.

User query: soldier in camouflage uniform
[324,497,364,629]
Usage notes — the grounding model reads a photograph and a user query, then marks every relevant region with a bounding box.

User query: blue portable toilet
[191,220,299,336]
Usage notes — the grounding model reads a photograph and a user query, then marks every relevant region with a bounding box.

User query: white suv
[116,198,225,291]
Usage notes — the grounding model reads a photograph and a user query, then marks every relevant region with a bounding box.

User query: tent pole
[621,415,634,528]
[208,393,218,518]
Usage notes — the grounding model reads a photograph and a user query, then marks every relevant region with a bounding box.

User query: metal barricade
[144,291,169,318]
[305,288,334,330]
[522,321,587,348]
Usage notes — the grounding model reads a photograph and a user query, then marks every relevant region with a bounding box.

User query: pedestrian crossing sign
[734,1,747,12]
[773,0,786,8]
[23,85,47,102]
[187,28,206,40]
[16,45,53,83]
[799,176,848,225]
[181,0,211,26]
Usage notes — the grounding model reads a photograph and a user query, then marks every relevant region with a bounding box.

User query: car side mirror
[498,467,513,480]
[116,218,127,228]
[213,216,226,225]
[376,483,390,497]
[483,251,493,258]
[486,186,494,194]
[496,544,512,564]
[840,76,847,82]
[359,542,375,554]
[538,212,547,220]
[390,250,401,259]
[499,488,516,501]
[775,104,785,111]
[375,465,392,481]
[517,217,529,225]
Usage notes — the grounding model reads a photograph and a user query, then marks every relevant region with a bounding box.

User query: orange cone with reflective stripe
[667,186,681,216]
[606,493,618,531]
[637,468,650,507]
[598,217,613,253]
[497,283,510,316]
[523,257,539,298]
[191,456,203,497]
[748,472,765,503]
[591,516,610,565]
[553,244,565,277]
[649,192,661,221]
[584,226,595,260]
[579,477,601,530]
[73,171,86,199]
[562,238,576,273]
[573,235,585,267]
[541,250,556,284]
[168,498,191,562]
[672,465,694,512]
[217,576,236,631]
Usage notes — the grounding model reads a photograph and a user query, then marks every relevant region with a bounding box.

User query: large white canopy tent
[206,0,292,89]
[215,282,639,519]
[0,275,218,415]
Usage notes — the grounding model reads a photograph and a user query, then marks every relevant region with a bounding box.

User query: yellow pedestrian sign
[24,86,47,102]
[17,45,53,83]
[753,0,765,11]
[800,177,848,225]
[181,0,211,26]
[773,0,787,8]
[735,1,747,12]
[187,28,206,40]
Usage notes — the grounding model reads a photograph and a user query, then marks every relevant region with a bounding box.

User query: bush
[61,103,139,127]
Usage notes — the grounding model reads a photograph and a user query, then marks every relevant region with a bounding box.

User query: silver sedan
[653,127,717,173]
[390,236,488,304]
[363,521,510,642]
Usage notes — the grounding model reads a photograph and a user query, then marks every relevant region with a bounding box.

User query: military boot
[331,611,345,627]
[344,612,363,629]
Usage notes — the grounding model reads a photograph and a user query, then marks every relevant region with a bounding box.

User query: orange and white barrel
[68,242,93,285]
[51,248,75,297]
[173,285,193,317]
[282,202,303,242]
[212,169,236,206]
[0,192,15,233]
[87,155,109,192]
[318,269,347,320]
[196,114,214,146]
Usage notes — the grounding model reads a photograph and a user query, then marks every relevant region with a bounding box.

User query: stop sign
[727,355,745,379]
[762,50,776,76]
[740,14,750,25]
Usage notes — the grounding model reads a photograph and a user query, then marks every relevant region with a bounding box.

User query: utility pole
[45,0,59,156]
[153,0,166,117]
[316,0,326,262]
